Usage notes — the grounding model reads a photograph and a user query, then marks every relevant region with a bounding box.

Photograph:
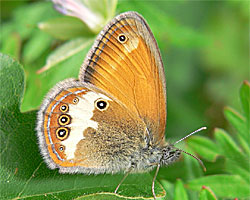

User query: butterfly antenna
[173,127,207,145]
[173,127,207,172]
[173,146,207,172]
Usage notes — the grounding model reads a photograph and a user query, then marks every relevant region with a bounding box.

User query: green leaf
[160,180,174,200]
[0,54,24,109]
[38,16,95,40]
[174,179,188,200]
[240,80,250,125]
[224,82,250,155]
[187,175,250,198]
[22,31,53,64]
[199,186,217,200]
[214,128,249,171]
[237,135,250,157]
[224,107,249,142]
[0,53,165,199]
[187,136,220,162]
[83,0,118,20]
[37,38,94,74]
[226,160,250,184]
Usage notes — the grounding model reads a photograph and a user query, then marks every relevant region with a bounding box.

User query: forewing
[79,12,167,143]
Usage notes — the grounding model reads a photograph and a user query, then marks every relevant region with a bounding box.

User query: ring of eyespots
[56,127,70,140]
[95,99,109,111]
[72,97,79,104]
[58,145,65,152]
[59,104,69,113]
[117,33,127,43]
[58,114,71,126]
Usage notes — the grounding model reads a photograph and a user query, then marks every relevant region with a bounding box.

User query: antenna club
[172,126,207,173]
[203,166,207,172]
[174,126,208,145]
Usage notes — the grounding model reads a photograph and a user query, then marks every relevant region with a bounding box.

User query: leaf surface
[187,175,250,198]
[38,16,95,40]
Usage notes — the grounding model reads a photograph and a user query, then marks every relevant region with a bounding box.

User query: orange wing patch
[80,13,166,144]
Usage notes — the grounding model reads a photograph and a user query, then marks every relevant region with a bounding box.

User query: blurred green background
[1,0,248,140]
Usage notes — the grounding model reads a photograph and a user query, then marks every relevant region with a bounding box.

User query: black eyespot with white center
[73,97,79,104]
[59,145,65,152]
[97,101,106,109]
[58,114,71,126]
[56,127,70,140]
[59,104,68,113]
[95,99,109,111]
[117,34,127,43]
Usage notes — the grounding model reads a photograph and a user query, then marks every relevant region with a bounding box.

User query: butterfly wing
[79,12,166,143]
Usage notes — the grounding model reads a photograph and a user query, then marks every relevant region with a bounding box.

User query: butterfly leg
[152,163,160,200]
[114,171,130,194]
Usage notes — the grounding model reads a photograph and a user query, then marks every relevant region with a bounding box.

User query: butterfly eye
[58,114,71,126]
[58,145,65,152]
[59,104,69,112]
[95,99,109,111]
[117,34,127,43]
[72,97,79,104]
[56,127,70,140]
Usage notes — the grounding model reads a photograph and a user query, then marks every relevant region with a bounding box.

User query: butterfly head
[159,127,207,170]
[160,145,181,166]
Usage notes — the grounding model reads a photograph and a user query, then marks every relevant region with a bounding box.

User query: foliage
[0,0,249,199]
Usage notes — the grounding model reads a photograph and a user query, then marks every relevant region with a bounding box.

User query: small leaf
[84,0,118,20]
[240,80,250,126]
[37,38,94,73]
[22,30,53,64]
[199,186,217,200]
[38,16,95,40]
[226,160,250,184]
[187,136,220,162]
[174,179,188,200]
[224,107,249,142]
[236,133,250,156]
[160,180,174,200]
[187,175,250,198]
[214,128,249,171]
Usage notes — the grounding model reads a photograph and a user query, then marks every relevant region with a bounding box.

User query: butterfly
[36,11,206,199]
